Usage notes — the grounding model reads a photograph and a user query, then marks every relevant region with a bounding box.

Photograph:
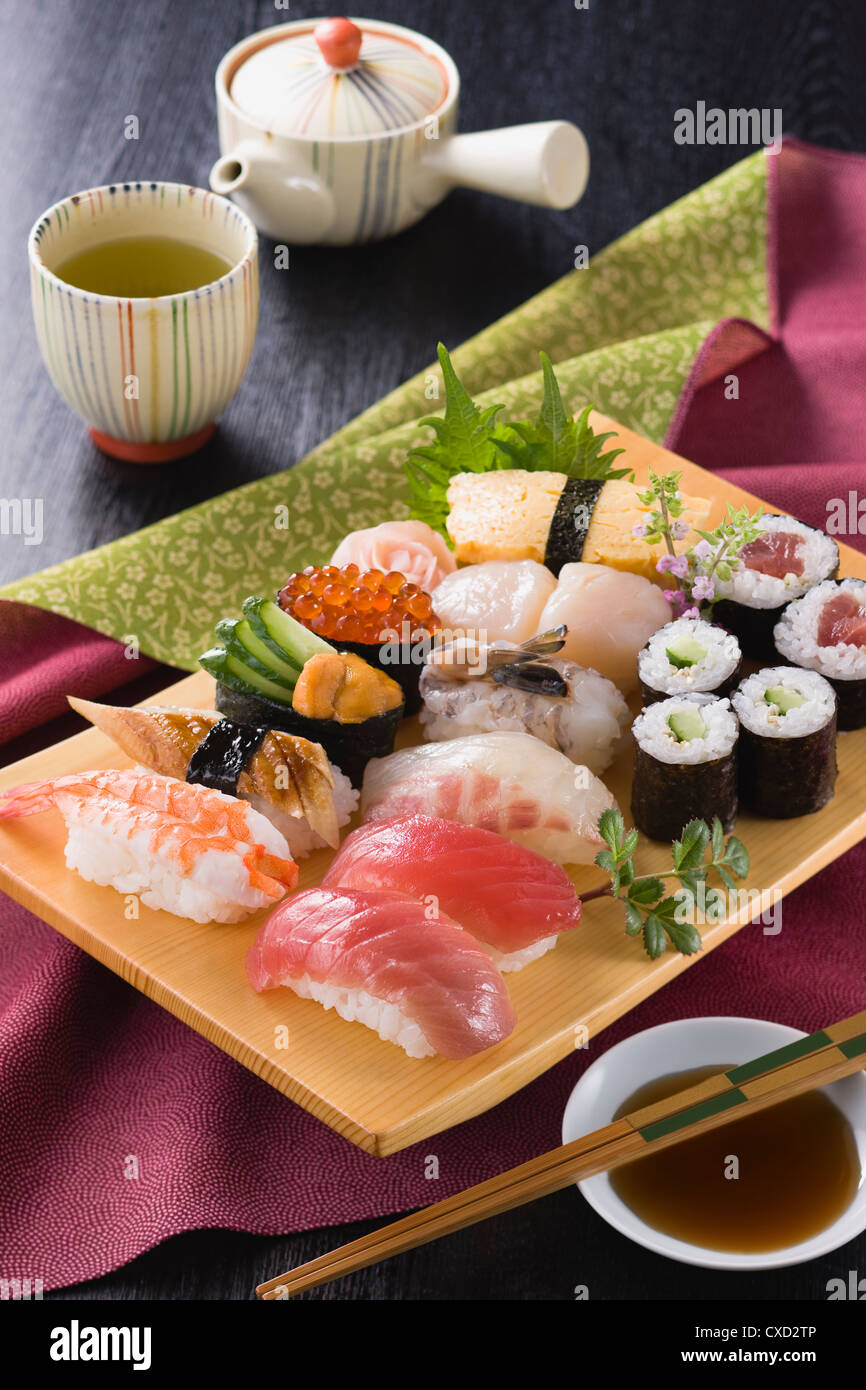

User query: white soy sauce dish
[561,1016,866,1270]
[210,16,590,245]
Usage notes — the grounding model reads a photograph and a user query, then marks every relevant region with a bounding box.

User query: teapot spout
[421,120,589,210]
[209,147,335,243]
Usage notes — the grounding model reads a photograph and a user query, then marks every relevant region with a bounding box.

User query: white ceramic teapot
[210,17,589,245]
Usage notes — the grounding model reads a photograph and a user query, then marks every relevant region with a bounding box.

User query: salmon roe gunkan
[278,564,442,644]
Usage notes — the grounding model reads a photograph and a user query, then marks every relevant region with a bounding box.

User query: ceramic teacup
[28,181,259,462]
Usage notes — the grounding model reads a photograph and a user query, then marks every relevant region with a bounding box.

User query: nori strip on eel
[544,478,605,577]
[737,713,838,818]
[631,747,739,842]
[214,682,404,789]
[186,719,268,796]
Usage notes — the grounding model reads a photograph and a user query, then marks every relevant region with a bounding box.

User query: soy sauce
[610,1065,861,1252]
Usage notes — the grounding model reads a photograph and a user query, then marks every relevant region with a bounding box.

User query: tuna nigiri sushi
[360,731,616,866]
[324,814,582,970]
[246,886,517,1058]
[68,697,357,856]
[0,769,297,923]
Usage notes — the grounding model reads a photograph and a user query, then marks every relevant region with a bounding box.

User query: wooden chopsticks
[256,1008,866,1299]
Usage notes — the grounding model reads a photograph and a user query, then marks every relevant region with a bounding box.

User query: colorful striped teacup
[28,182,258,462]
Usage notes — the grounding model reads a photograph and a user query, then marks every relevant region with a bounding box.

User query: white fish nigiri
[361,731,616,865]
[431,560,557,645]
[538,562,670,693]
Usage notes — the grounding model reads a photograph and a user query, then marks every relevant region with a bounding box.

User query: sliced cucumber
[250,596,334,667]
[221,616,301,687]
[666,637,707,669]
[215,619,297,691]
[668,709,707,742]
[764,685,806,715]
[199,645,294,705]
[243,597,304,673]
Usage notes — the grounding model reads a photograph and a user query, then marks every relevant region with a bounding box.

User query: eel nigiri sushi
[444,472,710,581]
[246,886,517,1058]
[68,697,358,857]
[360,731,617,866]
[0,768,297,923]
[324,814,582,971]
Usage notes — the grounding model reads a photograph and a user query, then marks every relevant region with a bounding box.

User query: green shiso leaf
[406,346,632,539]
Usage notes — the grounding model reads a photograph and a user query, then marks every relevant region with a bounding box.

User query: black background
[3,0,866,1299]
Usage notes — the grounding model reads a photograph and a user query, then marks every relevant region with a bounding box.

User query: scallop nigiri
[324,814,583,970]
[246,886,516,1058]
[538,562,670,693]
[0,768,297,923]
[360,731,616,865]
[431,559,557,645]
[67,698,357,856]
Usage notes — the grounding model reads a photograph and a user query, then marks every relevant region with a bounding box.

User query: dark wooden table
[3,0,866,1300]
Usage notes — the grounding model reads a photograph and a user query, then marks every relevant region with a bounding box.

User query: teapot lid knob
[314,17,363,70]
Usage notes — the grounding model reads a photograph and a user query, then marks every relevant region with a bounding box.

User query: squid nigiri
[360,731,616,866]
[0,768,297,923]
[68,698,358,856]
[246,886,517,1058]
[324,814,583,970]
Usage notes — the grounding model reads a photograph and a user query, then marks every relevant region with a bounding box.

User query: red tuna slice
[324,813,581,955]
[817,592,866,648]
[246,886,516,1059]
[740,530,805,578]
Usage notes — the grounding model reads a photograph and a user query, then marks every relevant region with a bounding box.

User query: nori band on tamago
[544,478,605,577]
[186,719,268,796]
[631,746,738,842]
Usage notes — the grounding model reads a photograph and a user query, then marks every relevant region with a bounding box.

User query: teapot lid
[229,18,449,138]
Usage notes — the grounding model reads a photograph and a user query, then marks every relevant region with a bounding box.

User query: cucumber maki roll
[631,695,739,842]
[637,618,742,706]
[712,515,839,660]
[773,578,866,731]
[731,667,837,818]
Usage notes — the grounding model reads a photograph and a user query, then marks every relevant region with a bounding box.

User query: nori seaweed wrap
[631,695,739,842]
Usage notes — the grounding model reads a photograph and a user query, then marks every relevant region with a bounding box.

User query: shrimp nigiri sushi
[246,886,516,1058]
[360,731,616,866]
[68,698,358,856]
[324,814,582,971]
[0,769,297,923]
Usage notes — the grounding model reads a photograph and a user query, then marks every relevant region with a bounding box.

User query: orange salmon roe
[277,564,441,644]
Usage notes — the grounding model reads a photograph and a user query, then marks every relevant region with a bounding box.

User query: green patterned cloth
[3,153,769,670]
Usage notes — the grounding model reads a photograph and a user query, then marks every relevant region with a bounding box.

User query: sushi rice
[713,515,839,609]
[638,618,741,700]
[631,694,739,764]
[732,667,837,738]
[774,578,866,682]
[287,974,435,1058]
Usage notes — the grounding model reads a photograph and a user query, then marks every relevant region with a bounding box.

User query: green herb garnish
[585,810,750,959]
[406,344,631,540]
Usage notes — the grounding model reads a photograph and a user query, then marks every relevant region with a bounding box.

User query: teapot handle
[209,148,335,243]
[421,120,589,209]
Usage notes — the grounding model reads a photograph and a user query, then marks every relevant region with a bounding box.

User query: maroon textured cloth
[2,138,866,1292]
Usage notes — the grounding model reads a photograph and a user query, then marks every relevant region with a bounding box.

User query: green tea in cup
[55,236,233,298]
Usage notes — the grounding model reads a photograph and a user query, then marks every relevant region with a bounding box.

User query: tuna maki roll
[637,618,742,706]
[731,667,837,818]
[712,515,839,660]
[773,578,866,731]
[631,694,739,842]
[200,597,405,788]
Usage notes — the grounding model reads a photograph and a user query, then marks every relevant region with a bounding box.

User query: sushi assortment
[3,343,865,1062]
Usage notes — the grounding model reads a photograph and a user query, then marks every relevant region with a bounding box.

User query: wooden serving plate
[2,423,865,1156]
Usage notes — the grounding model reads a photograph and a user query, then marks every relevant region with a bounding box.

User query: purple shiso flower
[632,523,649,538]
[692,574,715,601]
[692,539,714,562]
[657,553,689,578]
[672,519,690,540]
